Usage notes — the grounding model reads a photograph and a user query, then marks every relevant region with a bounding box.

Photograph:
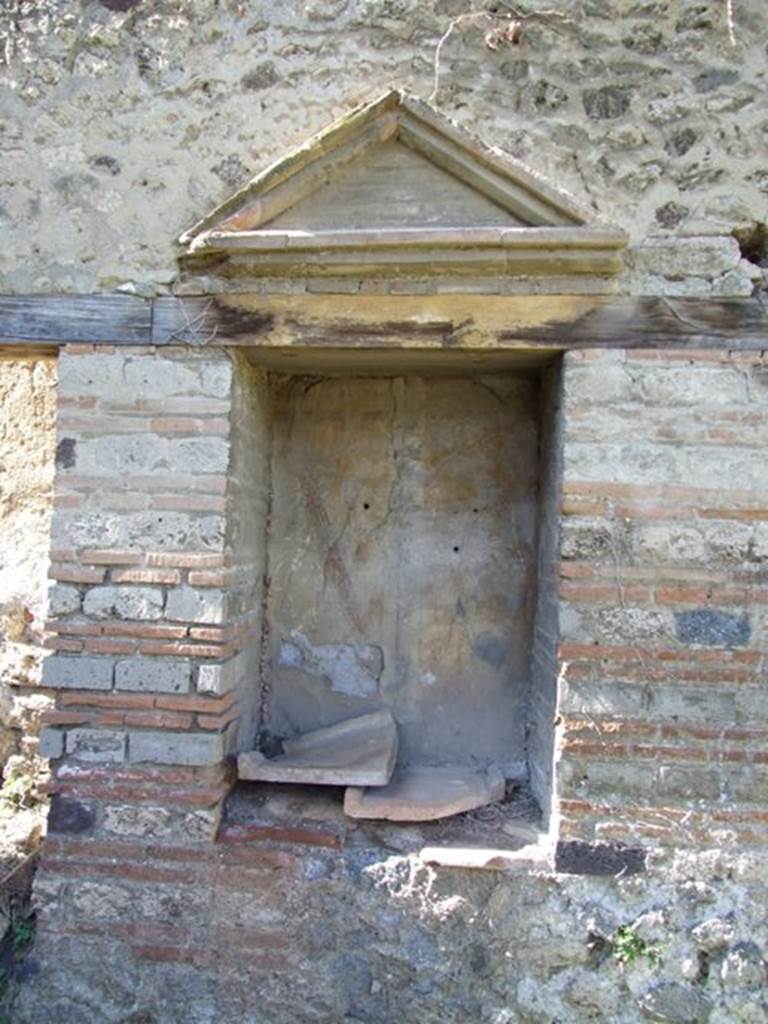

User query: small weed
[611,924,662,969]
[11,918,34,954]
[0,761,39,810]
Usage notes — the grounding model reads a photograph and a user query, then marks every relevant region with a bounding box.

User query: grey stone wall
[14,835,768,1024]
[1,1,766,296]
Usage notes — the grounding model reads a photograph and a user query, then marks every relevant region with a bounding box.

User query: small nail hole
[453,545,460,553]
[363,502,370,510]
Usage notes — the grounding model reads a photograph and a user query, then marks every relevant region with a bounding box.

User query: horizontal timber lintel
[0,293,766,352]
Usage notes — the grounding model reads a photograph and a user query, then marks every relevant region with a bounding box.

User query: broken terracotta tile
[343,764,506,822]
[237,709,397,787]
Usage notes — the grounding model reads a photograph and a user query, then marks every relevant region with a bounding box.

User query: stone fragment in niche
[278,630,384,698]
[343,764,506,822]
[237,710,397,787]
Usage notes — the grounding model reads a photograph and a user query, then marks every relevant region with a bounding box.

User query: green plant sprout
[611,924,663,969]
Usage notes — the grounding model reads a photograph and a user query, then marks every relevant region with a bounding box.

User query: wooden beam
[166,294,768,351]
[0,293,766,351]
[500,296,768,348]
[0,294,151,346]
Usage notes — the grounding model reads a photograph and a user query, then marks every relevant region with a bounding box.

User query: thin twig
[429,3,571,104]
[726,0,736,46]
[169,297,218,345]
[429,12,490,103]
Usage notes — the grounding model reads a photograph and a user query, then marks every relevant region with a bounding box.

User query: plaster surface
[266,373,539,772]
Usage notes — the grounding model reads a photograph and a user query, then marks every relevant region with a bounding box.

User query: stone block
[170,437,229,474]
[42,654,114,690]
[200,360,233,398]
[675,609,750,647]
[563,362,633,406]
[83,585,164,621]
[657,764,724,802]
[753,523,768,561]
[555,839,646,876]
[632,365,747,407]
[56,510,226,553]
[636,525,706,564]
[630,237,740,277]
[593,607,674,645]
[691,916,735,952]
[165,586,226,625]
[66,728,126,763]
[47,795,96,834]
[704,521,753,562]
[637,981,711,1024]
[74,435,229,477]
[115,657,191,693]
[560,518,614,560]
[720,942,767,989]
[102,805,173,838]
[38,728,65,759]
[565,442,767,491]
[47,583,82,617]
[122,356,201,399]
[559,758,657,797]
[196,656,243,695]
[197,662,227,695]
[560,681,647,718]
[58,353,128,397]
[582,85,631,119]
[129,730,225,766]
[75,434,167,475]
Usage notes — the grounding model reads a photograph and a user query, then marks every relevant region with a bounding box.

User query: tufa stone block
[48,795,95,835]
[66,728,127,763]
[197,662,228,695]
[83,585,164,621]
[47,583,81,617]
[675,609,750,647]
[38,728,65,759]
[129,730,225,766]
[165,586,226,625]
[637,981,711,1024]
[42,654,114,690]
[196,653,246,696]
[115,657,191,694]
[555,840,646,877]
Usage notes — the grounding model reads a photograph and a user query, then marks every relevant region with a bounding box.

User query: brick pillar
[38,344,268,843]
[554,349,768,849]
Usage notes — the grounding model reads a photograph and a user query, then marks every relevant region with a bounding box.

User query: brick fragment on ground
[343,764,506,822]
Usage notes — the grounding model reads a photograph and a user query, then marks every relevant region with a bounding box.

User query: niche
[236,350,560,828]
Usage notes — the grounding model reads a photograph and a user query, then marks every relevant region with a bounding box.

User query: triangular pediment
[180,89,627,278]
[266,141,527,231]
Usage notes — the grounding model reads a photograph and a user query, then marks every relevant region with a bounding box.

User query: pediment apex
[179,89,628,277]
